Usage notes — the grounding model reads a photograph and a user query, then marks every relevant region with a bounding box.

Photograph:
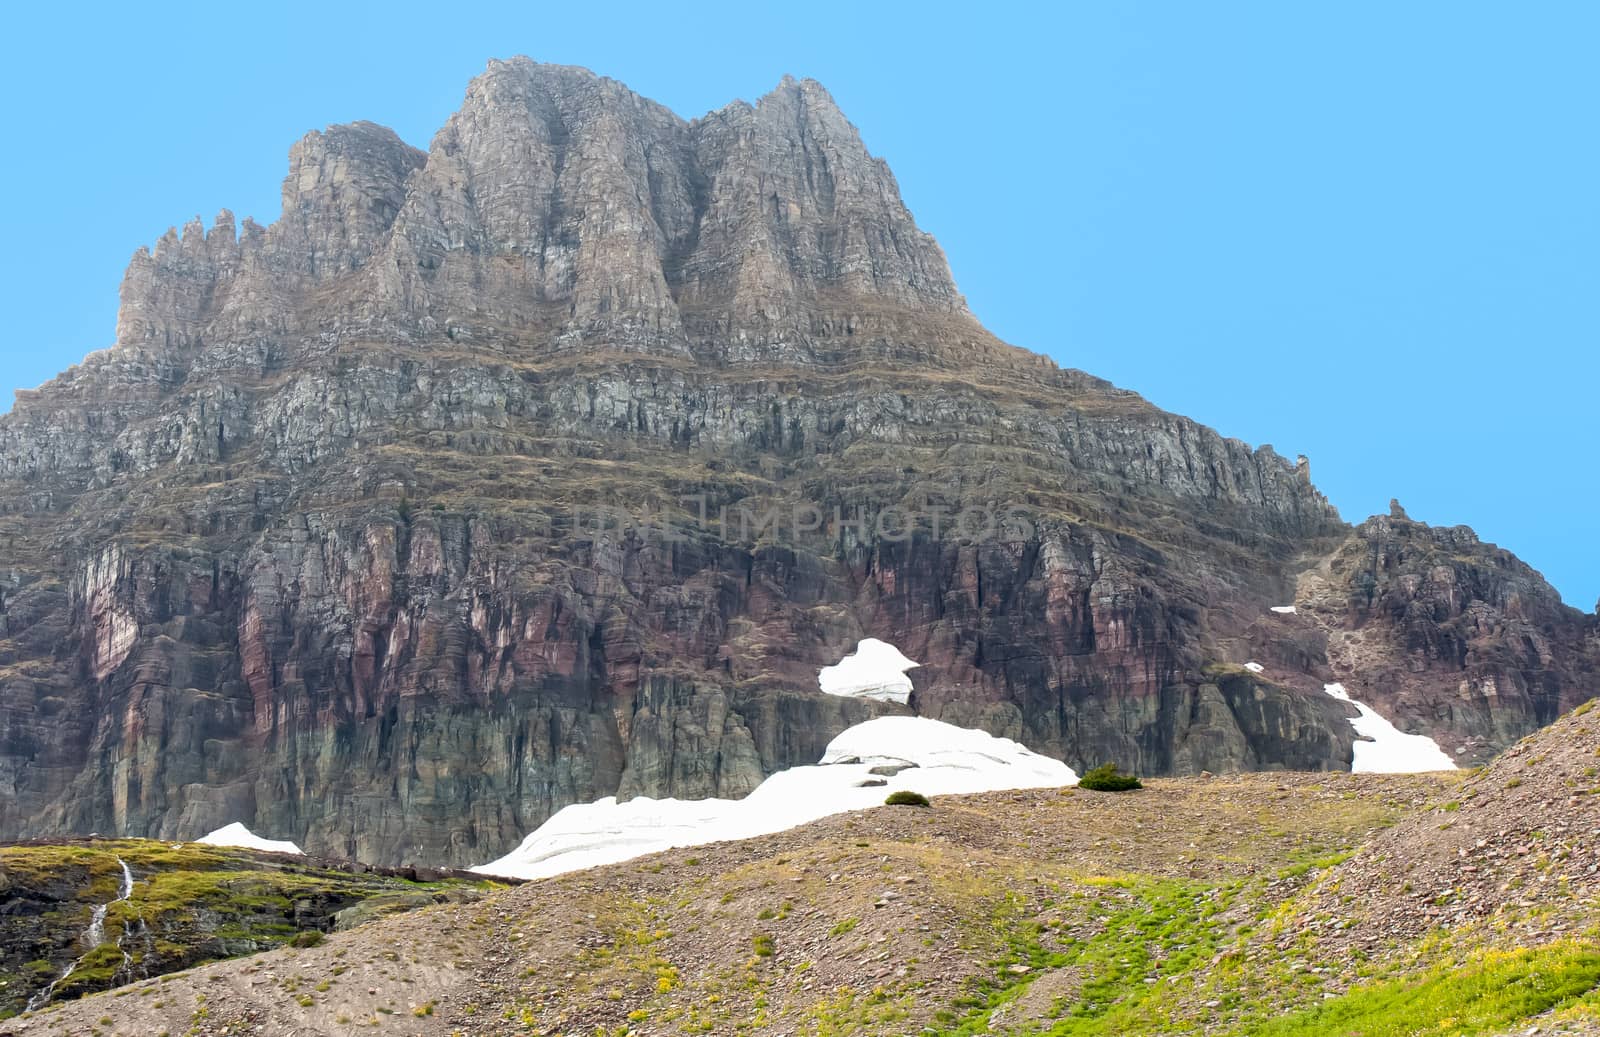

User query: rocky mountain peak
[278,121,425,276]
[747,74,874,174]
[682,71,967,336]
[105,58,976,373]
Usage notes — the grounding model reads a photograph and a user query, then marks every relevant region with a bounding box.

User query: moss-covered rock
[0,838,500,1017]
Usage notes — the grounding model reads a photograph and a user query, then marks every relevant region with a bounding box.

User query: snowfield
[475,716,1078,880]
[1323,683,1458,773]
[195,822,305,855]
[817,638,918,704]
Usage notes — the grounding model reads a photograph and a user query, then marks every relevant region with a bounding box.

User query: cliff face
[0,59,1592,866]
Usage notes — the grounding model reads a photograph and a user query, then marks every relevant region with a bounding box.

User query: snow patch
[818,638,918,704]
[1271,605,1297,614]
[1323,683,1457,773]
[1244,661,1265,673]
[196,822,304,855]
[475,716,1077,881]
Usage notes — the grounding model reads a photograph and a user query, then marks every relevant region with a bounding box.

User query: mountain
[0,58,1594,867]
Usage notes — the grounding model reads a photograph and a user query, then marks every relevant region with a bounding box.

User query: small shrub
[1077,764,1143,792]
[290,930,326,949]
[884,790,931,807]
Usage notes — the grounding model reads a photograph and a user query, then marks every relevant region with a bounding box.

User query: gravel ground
[1297,701,1600,956]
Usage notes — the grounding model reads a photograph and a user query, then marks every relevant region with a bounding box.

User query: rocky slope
[0,772,1445,1036]
[13,760,1600,1037]
[0,57,1594,866]
[1297,694,1600,949]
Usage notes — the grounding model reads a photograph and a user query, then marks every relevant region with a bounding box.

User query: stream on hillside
[24,857,140,1013]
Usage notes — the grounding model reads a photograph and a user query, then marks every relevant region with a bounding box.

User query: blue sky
[1,2,1595,608]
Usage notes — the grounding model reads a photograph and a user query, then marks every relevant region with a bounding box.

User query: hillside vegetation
[0,840,498,1019]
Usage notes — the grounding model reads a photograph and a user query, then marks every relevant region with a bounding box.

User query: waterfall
[24,857,137,1013]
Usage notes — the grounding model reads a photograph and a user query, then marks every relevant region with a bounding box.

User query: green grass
[916,873,1600,1037]
[1276,849,1354,880]
[54,945,132,999]
[928,876,1229,1036]
[1234,942,1600,1036]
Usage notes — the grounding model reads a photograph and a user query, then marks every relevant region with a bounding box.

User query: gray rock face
[0,59,1592,866]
